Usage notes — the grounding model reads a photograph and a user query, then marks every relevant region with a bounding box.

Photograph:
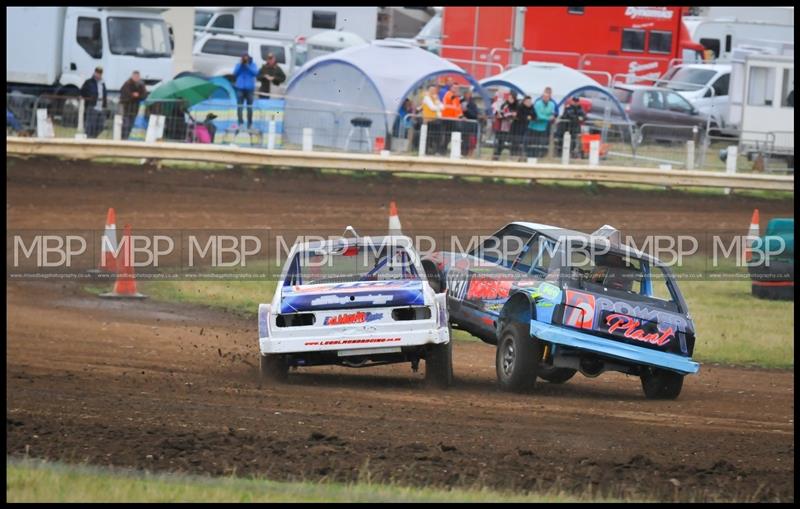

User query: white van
[659,63,732,133]
[192,33,307,91]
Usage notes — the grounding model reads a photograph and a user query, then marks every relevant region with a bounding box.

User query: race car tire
[496,321,541,393]
[425,336,453,389]
[259,353,288,384]
[538,366,578,384]
[640,367,683,400]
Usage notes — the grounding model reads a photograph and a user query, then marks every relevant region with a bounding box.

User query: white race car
[257,233,452,387]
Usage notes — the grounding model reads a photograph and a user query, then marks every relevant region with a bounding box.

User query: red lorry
[440,6,706,83]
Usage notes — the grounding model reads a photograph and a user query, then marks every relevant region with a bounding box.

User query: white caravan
[193,7,379,44]
[684,7,794,60]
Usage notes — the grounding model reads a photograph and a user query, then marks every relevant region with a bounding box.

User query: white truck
[6,6,174,95]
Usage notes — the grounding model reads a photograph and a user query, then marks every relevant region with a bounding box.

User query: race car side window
[472,225,532,268]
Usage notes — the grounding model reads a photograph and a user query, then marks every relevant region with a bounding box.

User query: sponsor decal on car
[304,337,402,346]
[595,296,687,331]
[466,277,512,300]
[564,290,595,329]
[600,312,675,346]
[323,311,383,326]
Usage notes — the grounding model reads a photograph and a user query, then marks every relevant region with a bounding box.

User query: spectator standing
[530,87,557,158]
[394,98,415,138]
[233,53,258,130]
[559,95,586,157]
[492,92,518,160]
[441,83,464,155]
[509,93,530,158]
[439,77,454,101]
[257,53,286,99]
[119,71,148,140]
[421,85,444,154]
[80,66,107,138]
[461,88,480,156]
[516,96,536,160]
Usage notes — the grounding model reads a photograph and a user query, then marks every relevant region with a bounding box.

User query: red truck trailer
[441,6,706,83]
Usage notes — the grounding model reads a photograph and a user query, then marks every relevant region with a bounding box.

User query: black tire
[640,367,684,400]
[259,353,288,384]
[496,321,541,392]
[425,335,453,389]
[538,366,578,384]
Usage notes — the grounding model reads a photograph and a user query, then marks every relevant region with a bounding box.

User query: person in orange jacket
[441,83,464,155]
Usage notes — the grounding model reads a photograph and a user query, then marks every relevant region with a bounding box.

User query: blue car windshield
[290,244,420,286]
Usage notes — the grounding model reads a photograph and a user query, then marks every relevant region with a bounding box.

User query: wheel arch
[497,291,536,334]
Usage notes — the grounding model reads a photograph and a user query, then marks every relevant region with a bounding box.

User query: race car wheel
[425,336,453,389]
[495,321,541,393]
[538,366,578,384]
[259,353,288,384]
[640,367,683,400]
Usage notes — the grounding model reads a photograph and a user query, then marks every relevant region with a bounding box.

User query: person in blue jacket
[233,53,258,129]
[529,86,557,157]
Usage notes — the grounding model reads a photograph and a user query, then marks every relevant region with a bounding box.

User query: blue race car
[422,222,699,399]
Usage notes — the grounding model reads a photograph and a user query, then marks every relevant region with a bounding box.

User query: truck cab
[7,7,174,94]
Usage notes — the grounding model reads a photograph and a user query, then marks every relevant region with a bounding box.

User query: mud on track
[5,157,796,501]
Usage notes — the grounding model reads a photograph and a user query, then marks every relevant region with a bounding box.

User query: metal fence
[8,91,794,175]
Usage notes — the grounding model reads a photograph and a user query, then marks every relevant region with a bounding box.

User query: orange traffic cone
[100,207,118,272]
[100,224,146,299]
[744,208,760,262]
[388,201,402,236]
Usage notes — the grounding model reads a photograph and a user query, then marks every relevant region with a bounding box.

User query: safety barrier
[6,137,793,192]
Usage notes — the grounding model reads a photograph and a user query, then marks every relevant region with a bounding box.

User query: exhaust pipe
[579,358,604,378]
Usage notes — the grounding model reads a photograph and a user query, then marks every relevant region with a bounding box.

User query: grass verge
[6,458,618,502]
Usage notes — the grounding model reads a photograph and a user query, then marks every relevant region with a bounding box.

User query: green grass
[6,459,616,502]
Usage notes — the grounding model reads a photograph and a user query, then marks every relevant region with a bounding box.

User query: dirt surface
[6,157,795,501]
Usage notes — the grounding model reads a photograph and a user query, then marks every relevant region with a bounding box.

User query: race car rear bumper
[260,327,450,355]
[530,321,700,375]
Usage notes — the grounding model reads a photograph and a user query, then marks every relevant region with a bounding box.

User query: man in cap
[80,66,108,138]
[257,52,286,99]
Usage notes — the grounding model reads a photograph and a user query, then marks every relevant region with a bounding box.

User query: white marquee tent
[284,40,489,151]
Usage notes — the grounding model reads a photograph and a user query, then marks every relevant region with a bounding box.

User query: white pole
[155,115,166,140]
[589,140,600,167]
[302,127,313,152]
[113,114,123,141]
[36,109,49,138]
[686,140,695,170]
[267,120,276,150]
[561,132,571,165]
[418,123,428,157]
[450,131,461,159]
[145,115,158,143]
[724,145,737,195]
[75,98,86,139]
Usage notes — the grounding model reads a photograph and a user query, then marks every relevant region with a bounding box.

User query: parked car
[192,33,304,92]
[257,233,452,387]
[422,222,700,399]
[658,63,732,134]
[603,84,711,145]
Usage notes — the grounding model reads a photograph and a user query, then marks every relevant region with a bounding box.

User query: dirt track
[5,157,795,501]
